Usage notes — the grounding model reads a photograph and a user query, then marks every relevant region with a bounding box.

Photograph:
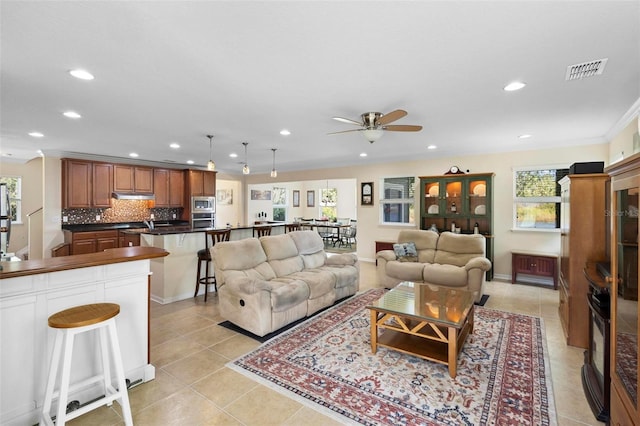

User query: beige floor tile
[127,369,185,414]
[133,387,241,425]
[150,334,206,368]
[162,348,229,385]
[182,323,238,348]
[191,367,259,408]
[225,385,302,425]
[282,406,346,426]
[210,334,262,359]
[66,404,122,426]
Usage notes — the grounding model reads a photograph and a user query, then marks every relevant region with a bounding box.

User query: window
[319,187,337,220]
[514,167,568,229]
[0,176,21,224]
[272,187,287,221]
[380,177,415,225]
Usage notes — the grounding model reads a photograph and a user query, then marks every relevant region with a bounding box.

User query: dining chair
[254,226,272,237]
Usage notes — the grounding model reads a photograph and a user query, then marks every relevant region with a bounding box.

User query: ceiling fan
[329,109,422,143]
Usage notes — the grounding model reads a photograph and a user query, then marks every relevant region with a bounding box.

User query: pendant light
[270,148,278,178]
[242,142,250,175]
[206,134,215,171]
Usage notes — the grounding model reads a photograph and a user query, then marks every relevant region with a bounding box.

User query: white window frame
[0,176,22,224]
[379,176,415,226]
[512,165,567,232]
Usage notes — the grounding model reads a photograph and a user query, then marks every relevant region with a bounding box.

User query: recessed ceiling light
[69,69,94,80]
[28,131,44,137]
[427,145,437,150]
[359,152,367,157]
[186,160,195,165]
[229,153,238,158]
[280,129,291,136]
[63,111,81,119]
[169,142,180,149]
[504,81,526,91]
[129,152,139,158]
[518,134,532,139]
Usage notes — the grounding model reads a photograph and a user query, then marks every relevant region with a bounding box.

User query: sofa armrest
[325,253,358,266]
[464,256,492,272]
[227,277,274,294]
[376,249,397,262]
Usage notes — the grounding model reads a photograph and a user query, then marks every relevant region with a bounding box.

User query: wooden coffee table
[367,282,475,378]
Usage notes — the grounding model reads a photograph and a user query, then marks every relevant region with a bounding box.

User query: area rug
[228,288,557,426]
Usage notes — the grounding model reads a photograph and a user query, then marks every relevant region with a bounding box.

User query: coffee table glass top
[368,282,474,327]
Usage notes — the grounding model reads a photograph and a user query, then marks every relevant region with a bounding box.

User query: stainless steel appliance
[1,183,12,258]
[191,196,215,229]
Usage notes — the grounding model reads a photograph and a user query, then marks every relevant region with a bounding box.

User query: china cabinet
[605,154,640,425]
[419,173,494,279]
[558,174,608,349]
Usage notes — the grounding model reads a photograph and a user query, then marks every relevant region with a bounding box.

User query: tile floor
[68,262,603,425]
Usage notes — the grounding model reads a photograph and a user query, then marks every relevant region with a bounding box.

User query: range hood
[111,192,155,201]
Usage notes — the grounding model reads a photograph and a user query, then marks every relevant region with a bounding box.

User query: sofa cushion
[260,233,305,277]
[287,270,335,298]
[433,232,485,267]
[212,238,276,284]
[386,260,425,282]
[289,230,327,268]
[268,279,310,312]
[423,263,468,287]
[398,229,438,263]
[393,242,418,262]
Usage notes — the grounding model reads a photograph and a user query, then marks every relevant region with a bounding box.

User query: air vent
[565,58,608,81]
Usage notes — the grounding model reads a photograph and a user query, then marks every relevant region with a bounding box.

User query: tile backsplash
[62,199,183,224]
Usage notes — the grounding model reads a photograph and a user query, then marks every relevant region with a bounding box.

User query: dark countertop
[62,221,290,236]
[0,246,169,279]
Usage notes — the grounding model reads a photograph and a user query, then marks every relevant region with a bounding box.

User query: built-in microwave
[192,196,215,213]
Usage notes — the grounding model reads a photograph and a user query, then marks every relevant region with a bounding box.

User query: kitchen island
[0,246,168,425]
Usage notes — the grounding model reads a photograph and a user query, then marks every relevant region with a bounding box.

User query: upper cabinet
[113,165,154,193]
[186,170,216,197]
[62,159,113,208]
[419,173,494,279]
[154,168,185,207]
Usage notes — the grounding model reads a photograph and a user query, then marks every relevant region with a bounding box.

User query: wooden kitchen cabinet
[114,165,154,193]
[187,170,216,196]
[64,230,119,255]
[154,168,185,207]
[62,159,113,208]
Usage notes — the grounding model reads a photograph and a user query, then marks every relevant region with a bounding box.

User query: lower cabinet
[64,230,119,255]
[0,260,153,425]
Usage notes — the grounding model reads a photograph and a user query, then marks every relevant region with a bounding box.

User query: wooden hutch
[605,154,640,426]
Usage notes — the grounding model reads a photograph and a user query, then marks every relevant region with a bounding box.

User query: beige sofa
[212,230,359,336]
[376,229,491,303]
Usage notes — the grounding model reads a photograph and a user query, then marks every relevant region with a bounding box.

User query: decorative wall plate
[473,184,486,196]
[428,205,439,214]
[474,204,486,215]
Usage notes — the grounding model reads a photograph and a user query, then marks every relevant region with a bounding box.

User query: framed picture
[250,190,271,201]
[361,182,373,206]
[293,190,300,207]
[307,190,315,207]
[217,189,233,205]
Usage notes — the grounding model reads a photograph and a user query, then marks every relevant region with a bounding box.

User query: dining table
[298,221,352,246]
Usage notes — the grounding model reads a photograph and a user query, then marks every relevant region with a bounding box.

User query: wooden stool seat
[48,303,120,329]
[41,303,132,425]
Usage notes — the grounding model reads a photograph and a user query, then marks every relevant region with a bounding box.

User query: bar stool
[41,303,132,426]
[195,228,231,301]
[285,223,300,233]
[254,226,272,237]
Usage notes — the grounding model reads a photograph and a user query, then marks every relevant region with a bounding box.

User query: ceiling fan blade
[332,116,362,125]
[327,129,363,135]
[377,109,408,126]
[382,124,423,132]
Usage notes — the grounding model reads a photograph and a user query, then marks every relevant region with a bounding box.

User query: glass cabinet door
[445,179,463,216]
[423,180,441,215]
[614,187,638,409]
[468,177,490,234]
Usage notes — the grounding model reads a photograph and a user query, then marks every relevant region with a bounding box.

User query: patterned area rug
[228,288,557,425]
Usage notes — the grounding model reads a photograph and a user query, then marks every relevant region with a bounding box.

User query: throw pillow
[393,242,418,262]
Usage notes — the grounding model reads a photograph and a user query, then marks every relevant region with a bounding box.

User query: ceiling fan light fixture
[362,128,384,143]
